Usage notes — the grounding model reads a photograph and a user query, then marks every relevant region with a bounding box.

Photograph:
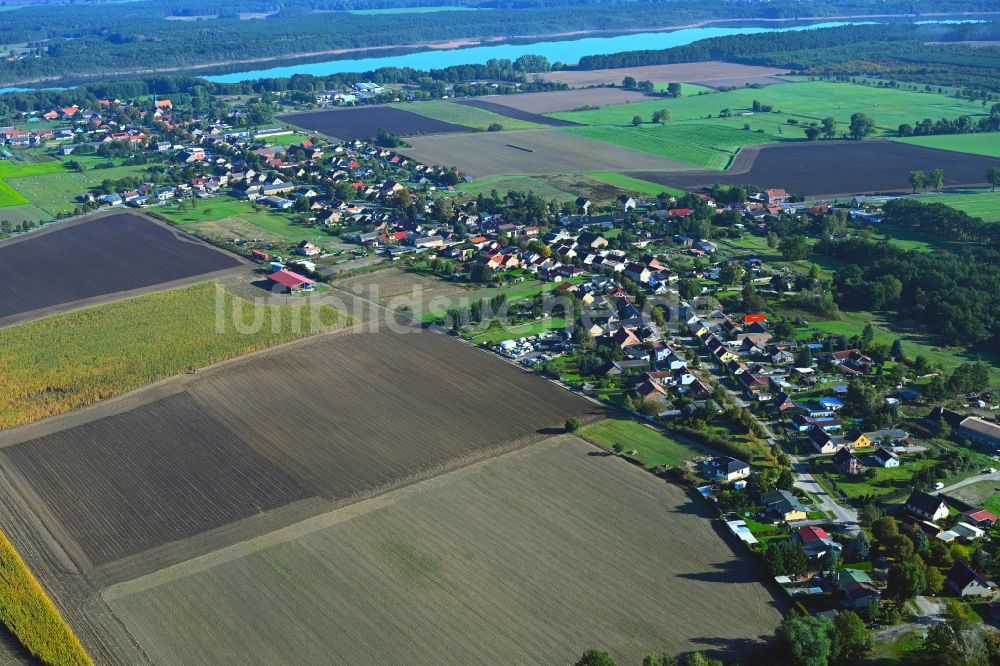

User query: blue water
[202,20,870,84]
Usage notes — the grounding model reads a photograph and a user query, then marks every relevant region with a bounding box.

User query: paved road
[934,472,1000,496]
[792,459,860,533]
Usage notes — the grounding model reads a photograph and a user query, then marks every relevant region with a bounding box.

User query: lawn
[5,162,148,215]
[916,191,1000,223]
[391,100,545,131]
[454,174,576,201]
[893,132,1000,159]
[157,196,332,242]
[579,418,703,468]
[0,158,64,207]
[420,278,583,324]
[583,171,685,196]
[0,281,347,429]
[824,457,938,502]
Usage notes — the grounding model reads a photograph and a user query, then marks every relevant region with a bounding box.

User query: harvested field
[453,99,579,127]
[279,106,473,141]
[105,436,784,665]
[401,129,687,177]
[629,140,1000,197]
[0,212,244,325]
[691,75,791,89]
[3,393,312,568]
[0,326,598,578]
[464,87,653,114]
[540,62,790,88]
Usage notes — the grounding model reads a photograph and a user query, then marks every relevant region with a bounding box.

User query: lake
[202,20,871,84]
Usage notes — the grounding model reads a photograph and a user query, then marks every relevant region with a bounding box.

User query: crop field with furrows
[0,212,244,324]
[466,87,655,114]
[538,61,791,88]
[1,393,313,569]
[105,436,784,666]
[630,140,1000,198]
[185,327,601,500]
[0,281,347,429]
[401,129,687,177]
[279,106,473,141]
[390,100,547,130]
[0,325,598,579]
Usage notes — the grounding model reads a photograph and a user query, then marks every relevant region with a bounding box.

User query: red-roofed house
[268,269,315,293]
[796,525,838,559]
[743,313,766,324]
[963,509,998,528]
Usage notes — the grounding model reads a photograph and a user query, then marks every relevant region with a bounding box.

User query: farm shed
[268,269,315,293]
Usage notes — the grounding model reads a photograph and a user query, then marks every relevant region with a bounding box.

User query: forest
[0,0,995,86]
[818,235,1000,348]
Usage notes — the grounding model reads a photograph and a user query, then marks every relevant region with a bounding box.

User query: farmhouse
[956,416,1000,451]
[832,448,862,475]
[268,269,315,293]
[947,562,997,598]
[905,489,949,522]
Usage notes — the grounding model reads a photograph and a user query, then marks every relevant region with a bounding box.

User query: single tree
[622,76,637,89]
[887,561,925,604]
[849,112,875,139]
[631,115,643,126]
[575,650,616,666]
[565,417,581,433]
[929,167,945,191]
[776,615,834,666]
[821,116,837,139]
[909,170,927,193]
[987,166,1000,192]
[666,82,682,97]
[830,610,871,662]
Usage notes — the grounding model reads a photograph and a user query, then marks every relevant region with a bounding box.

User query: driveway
[934,472,1000,496]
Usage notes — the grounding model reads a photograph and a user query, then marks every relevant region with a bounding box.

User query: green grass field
[391,100,545,131]
[916,191,1000,222]
[564,123,779,169]
[5,163,148,215]
[465,316,567,344]
[264,133,314,147]
[0,159,64,207]
[157,196,331,242]
[583,171,684,196]
[894,132,1000,158]
[550,81,987,134]
[947,480,1000,515]
[454,174,575,201]
[0,281,347,429]
[579,418,703,468]
[548,81,988,167]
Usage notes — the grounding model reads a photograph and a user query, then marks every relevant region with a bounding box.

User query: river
[202,20,872,84]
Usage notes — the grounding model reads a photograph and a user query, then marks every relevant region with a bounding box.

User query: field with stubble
[105,435,784,666]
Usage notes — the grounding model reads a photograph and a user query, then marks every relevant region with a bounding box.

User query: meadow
[106,436,783,665]
[583,171,683,196]
[391,100,545,131]
[5,163,148,215]
[0,158,64,207]
[0,281,346,429]
[548,81,988,168]
[947,480,1000,515]
[157,196,332,242]
[579,418,703,467]
[918,191,1000,222]
[893,131,1000,158]
[454,174,575,201]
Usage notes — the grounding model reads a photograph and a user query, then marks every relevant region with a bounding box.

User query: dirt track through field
[105,435,785,665]
[629,139,1000,197]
